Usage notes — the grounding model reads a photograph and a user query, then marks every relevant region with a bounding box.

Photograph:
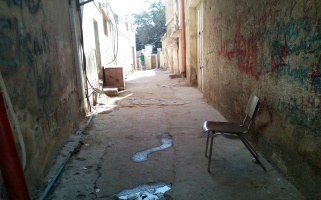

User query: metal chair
[203,94,266,172]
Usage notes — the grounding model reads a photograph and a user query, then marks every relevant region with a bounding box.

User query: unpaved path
[40,69,304,200]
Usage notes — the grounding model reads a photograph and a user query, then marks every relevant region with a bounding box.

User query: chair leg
[207,133,215,172]
[238,134,267,171]
[238,135,258,157]
[205,131,210,157]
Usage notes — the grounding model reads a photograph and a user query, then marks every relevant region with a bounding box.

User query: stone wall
[187,0,321,198]
[0,0,80,194]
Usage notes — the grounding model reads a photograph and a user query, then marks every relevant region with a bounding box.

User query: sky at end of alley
[107,0,150,16]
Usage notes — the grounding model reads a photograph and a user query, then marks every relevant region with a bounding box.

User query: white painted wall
[80,0,136,106]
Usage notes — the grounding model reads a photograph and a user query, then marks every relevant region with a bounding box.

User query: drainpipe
[180,0,186,77]
[69,0,85,101]
[0,92,30,200]
[0,72,26,170]
[38,105,97,200]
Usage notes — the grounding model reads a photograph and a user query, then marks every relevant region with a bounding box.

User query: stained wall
[163,0,181,74]
[186,0,321,198]
[81,2,136,91]
[0,0,80,193]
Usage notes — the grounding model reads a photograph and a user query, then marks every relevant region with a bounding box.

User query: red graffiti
[271,45,289,73]
[218,17,263,80]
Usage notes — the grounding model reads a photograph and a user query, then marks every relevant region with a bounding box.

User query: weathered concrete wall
[158,49,166,69]
[0,0,80,194]
[188,0,321,198]
[185,1,198,86]
[115,16,137,74]
[163,0,181,74]
[82,2,136,94]
[81,1,102,106]
[145,53,153,70]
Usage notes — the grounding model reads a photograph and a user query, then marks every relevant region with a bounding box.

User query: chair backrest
[242,94,259,130]
[245,94,259,118]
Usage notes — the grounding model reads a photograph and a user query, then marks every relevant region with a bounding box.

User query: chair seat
[203,121,247,134]
[203,94,266,172]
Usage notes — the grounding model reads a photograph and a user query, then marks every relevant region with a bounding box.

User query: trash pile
[114,182,171,200]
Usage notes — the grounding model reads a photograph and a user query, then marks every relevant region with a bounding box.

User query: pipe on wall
[0,92,30,200]
[38,153,71,200]
[38,104,98,200]
[0,72,26,169]
[69,0,85,101]
[180,0,186,77]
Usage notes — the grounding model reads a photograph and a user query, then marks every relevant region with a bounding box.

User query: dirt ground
[36,69,305,200]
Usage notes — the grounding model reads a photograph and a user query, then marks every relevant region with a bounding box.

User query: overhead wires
[76,0,122,111]
[76,2,92,111]
[104,1,119,65]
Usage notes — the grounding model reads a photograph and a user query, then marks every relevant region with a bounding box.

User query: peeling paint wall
[186,0,321,198]
[0,0,80,194]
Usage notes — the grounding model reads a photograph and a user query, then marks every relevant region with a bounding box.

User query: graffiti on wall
[0,0,51,100]
[262,0,321,112]
[0,2,78,196]
[277,95,320,133]
[3,0,22,7]
[4,0,41,14]
[0,19,51,100]
[0,1,62,146]
[255,94,321,133]
[190,0,321,133]
[217,2,319,74]
[0,17,18,73]
[208,0,321,130]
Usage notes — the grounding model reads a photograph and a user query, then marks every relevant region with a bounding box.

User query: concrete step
[103,87,118,96]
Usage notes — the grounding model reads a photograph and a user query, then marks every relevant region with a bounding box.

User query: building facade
[165,0,321,198]
[76,0,136,108]
[0,0,81,193]
[162,0,182,75]
[0,0,136,195]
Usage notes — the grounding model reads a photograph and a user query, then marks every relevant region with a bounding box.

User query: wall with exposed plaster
[186,0,321,198]
[0,0,81,194]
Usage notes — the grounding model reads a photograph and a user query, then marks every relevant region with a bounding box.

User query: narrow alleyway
[39,69,304,200]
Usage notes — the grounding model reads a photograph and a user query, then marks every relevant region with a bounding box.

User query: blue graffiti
[258,4,321,95]
[277,96,321,133]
